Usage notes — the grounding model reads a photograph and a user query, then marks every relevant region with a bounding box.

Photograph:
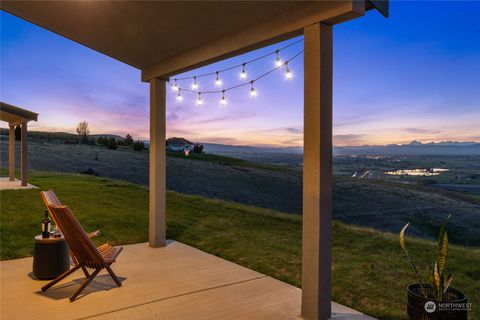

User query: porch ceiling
[1,1,304,69]
[1,1,386,79]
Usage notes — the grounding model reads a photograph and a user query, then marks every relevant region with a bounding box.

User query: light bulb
[196,93,203,106]
[285,66,293,79]
[191,76,198,90]
[250,81,257,97]
[171,79,179,92]
[176,89,183,102]
[275,51,283,67]
[220,91,227,106]
[240,63,247,79]
[215,72,222,86]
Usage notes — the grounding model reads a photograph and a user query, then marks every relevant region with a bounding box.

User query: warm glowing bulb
[240,64,247,79]
[215,72,222,86]
[250,82,257,97]
[191,77,198,90]
[275,51,283,67]
[176,90,183,102]
[285,68,293,79]
[196,94,203,106]
[172,80,179,92]
[220,91,227,106]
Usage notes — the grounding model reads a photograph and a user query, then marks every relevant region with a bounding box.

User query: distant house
[167,143,193,152]
[166,137,194,152]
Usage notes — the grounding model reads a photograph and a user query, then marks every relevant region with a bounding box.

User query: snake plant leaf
[437,215,451,253]
[428,272,435,288]
[438,231,448,275]
[400,223,409,253]
[399,222,427,298]
[444,273,454,293]
[434,261,441,292]
[437,215,450,277]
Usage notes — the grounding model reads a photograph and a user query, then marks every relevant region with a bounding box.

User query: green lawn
[1,170,478,319]
[167,150,295,173]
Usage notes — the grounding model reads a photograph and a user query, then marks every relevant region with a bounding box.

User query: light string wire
[168,50,304,96]
[169,38,304,82]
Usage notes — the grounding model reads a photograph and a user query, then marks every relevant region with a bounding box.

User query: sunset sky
[1,1,479,147]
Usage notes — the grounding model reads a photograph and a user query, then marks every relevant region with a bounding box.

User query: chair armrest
[87,230,101,238]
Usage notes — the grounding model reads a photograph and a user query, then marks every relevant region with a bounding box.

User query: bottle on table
[42,210,51,238]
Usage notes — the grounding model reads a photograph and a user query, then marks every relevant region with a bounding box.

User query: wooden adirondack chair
[41,190,101,239]
[41,190,100,277]
[42,205,123,301]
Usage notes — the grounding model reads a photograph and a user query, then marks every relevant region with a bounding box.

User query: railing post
[149,77,167,247]
[302,22,333,320]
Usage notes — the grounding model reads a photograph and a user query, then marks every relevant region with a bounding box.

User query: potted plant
[399,215,468,320]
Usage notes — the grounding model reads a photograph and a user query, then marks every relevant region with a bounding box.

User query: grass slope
[1,171,478,319]
[166,150,295,173]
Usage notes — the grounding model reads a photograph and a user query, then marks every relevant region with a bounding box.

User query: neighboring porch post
[149,77,167,247]
[9,124,15,181]
[301,23,333,320]
[20,121,28,186]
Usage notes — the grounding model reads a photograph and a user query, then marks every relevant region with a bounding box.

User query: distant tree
[133,140,145,151]
[124,134,134,146]
[14,125,21,141]
[107,137,118,150]
[76,121,90,143]
[193,143,204,154]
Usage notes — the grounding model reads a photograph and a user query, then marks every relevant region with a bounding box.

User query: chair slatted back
[49,205,104,268]
[41,190,62,206]
[41,190,62,226]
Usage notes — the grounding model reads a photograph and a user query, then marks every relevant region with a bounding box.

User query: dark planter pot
[407,284,468,320]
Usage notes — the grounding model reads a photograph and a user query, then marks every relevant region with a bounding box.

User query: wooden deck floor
[0,241,374,319]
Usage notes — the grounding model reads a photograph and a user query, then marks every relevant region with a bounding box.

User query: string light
[170,38,302,82]
[275,50,283,67]
[240,63,247,80]
[176,89,183,102]
[171,79,179,92]
[285,62,293,79]
[196,92,203,106]
[220,90,227,106]
[250,81,257,97]
[191,76,198,90]
[167,39,304,106]
[215,72,222,86]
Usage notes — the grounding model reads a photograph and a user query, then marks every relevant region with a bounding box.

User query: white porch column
[302,23,333,320]
[9,125,15,181]
[149,77,167,247]
[20,122,28,186]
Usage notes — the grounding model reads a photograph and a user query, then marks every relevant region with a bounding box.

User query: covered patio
[1,241,373,320]
[0,101,38,188]
[1,1,388,319]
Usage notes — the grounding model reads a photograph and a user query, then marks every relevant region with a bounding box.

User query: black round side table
[33,235,70,280]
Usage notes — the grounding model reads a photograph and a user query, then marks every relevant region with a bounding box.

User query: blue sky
[1,1,479,146]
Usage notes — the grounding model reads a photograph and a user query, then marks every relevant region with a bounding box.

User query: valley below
[2,139,479,246]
